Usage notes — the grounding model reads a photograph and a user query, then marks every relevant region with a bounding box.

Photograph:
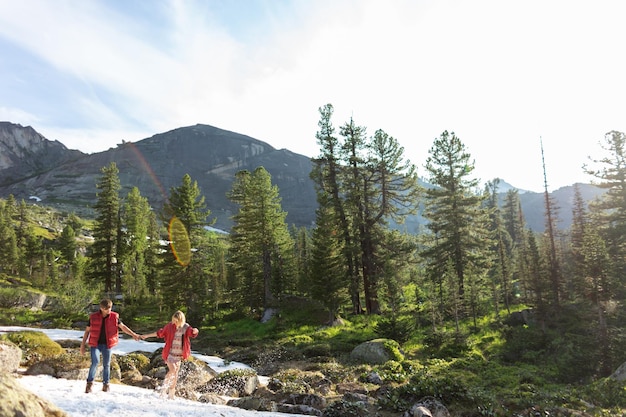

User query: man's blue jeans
[87,344,112,384]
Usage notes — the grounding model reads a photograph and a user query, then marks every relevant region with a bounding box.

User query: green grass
[3,273,626,416]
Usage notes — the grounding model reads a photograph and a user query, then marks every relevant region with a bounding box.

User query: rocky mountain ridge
[0,122,316,230]
[0,122,605,232]
[0,122,84,185]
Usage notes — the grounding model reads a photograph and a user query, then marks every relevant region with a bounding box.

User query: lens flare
[168,216,191,266]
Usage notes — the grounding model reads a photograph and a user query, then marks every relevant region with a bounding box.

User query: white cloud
[0,0,623,191]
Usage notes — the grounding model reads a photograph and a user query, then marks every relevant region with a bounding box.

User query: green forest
[2,104,626,415]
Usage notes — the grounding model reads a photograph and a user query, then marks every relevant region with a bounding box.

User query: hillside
[0,123,316,230]
[0,122,605,232]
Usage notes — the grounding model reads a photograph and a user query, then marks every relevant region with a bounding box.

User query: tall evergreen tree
[0,198,19,275]
[420,131,491,318]
[90,162,121,293]
[310,204,348,323]
[540,138,563,308]
[311,104,362,314]
[144,210,163,297]
[584,130,626,298]
[291,225,312,296]
[501,189,531,303]
[484,179,513,316]
[568,184,588,299]
[58,225,77,280]
[120,187,151,300]
[160,174,212,322]
[357,128,420,314]
[228,167,295,317]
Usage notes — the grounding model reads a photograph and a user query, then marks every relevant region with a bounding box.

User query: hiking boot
[85,382,93,393]
[103,383,110,392]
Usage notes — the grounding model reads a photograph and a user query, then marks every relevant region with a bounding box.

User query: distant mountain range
[0,122,605,232]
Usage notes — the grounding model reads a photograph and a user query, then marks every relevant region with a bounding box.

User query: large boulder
[349,338,404,365]
[0,341,22,373]
[0,373,68,417]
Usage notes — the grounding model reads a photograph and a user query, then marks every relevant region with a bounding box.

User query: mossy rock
[117,352,151,373]
[349,338,404,365]
[0,330,64,366]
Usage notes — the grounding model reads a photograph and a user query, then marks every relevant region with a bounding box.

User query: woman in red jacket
[142,310,199,399]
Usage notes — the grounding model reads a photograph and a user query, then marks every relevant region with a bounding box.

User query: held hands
[192,327,199,336]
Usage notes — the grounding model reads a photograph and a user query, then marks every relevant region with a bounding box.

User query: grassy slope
[3,278,626,416]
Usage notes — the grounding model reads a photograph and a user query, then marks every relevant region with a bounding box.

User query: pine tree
[144,210,163,296]
[501,189,531,303]
[484,179,512,316]
[584,130,626,298]
[91,162,121,293]
[568,184,588,299]
[160,174,213,322]
[58,225,77,280]
[540,138,563,308]
[310,204,348,323]
[228,167,295,317]
[120,187,151,300]
[0,198,19,275]
[291,225,312,295]
[311,104,362,314]
[420,131,491,319]
[356,128,420,314]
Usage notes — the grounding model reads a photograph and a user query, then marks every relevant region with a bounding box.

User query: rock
[349,338,404,364]
[121,368,144,384]
[25,362,56,377]
[227,396,277,412]
[285,392,327,410]
[177,360,217,391]
[406,397,450,417]
[0,373,69,417]
[506,308,535,326]
[610,361,626,381]
[26,359,117,381]
[343,392,370,404]
[276,403,323,416]
[336,381,369,395]
[365,371,383,385]
[267,377,284,392]
[312,377,332,395]
[405,405,433,417]
[198,392,228,404]
[200,371,260,397]
[0,341,22,373]
[261,308,279,323]
[56,368,88,380]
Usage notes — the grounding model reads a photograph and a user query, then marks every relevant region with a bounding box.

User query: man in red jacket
[80,298,140,393]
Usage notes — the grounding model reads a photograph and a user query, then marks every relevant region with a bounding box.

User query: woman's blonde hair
[171,310,186,328]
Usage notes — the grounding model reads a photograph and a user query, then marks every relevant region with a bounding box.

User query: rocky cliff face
[0,122,84,186]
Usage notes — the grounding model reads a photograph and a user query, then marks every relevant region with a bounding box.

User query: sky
[1,326,302,417]
[1,1,624,192]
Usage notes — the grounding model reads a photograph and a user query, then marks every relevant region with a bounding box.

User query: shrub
[375,316,415,343]
[301,343,331,358]
[324,399,370,417]
[582,378,626,408]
